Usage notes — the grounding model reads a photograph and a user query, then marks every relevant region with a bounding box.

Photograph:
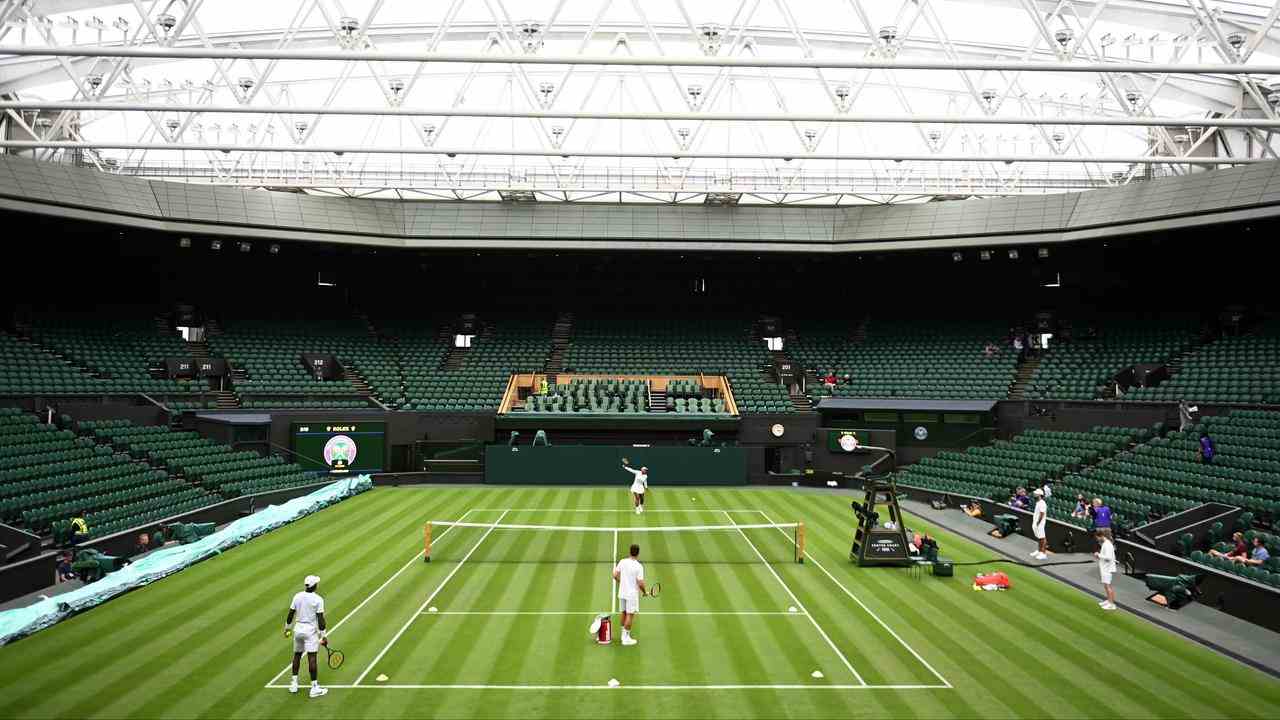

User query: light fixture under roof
[210,239,222,251]
[952,251,963,263]
[1038,247,1050,258]
[704,193,741,206]
[499,190,538,203]
[1008,249,1019,260]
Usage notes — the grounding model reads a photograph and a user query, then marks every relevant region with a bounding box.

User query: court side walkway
[898,497,1280,679]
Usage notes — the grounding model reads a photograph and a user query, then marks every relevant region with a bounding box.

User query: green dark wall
[484,445,748,485]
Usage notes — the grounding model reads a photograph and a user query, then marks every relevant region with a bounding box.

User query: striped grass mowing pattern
[0,486,1275,719]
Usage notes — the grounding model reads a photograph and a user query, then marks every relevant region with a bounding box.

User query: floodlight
[238,242,251,253]
[269,244,280,255]
[1038,247,1050,258]
[1008,249,1019,260]
[951,252,963,263]
[178,237,191,248]
[210,239,222,251]
[979,250,992,261]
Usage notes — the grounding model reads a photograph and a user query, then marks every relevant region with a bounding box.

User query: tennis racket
[643,581,661,598]
[324,643,345,669]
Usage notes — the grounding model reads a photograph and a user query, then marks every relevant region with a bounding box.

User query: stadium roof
[1,0,1278,204]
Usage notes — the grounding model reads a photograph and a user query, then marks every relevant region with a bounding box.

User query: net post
[796,522,806,563]
[424,522,432,563]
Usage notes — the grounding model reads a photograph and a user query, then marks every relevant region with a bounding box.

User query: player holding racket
[621,459,649,514]
[612,544,647,646]
[285,575,329,698]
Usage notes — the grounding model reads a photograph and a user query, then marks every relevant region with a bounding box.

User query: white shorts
[631,482,645,495]
[1032,524,1046,539]
[619,596,639,614]
[1099,572,1113,586]
[293,624,321,653]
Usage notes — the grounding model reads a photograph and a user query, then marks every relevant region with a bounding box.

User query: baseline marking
[418,610,803,616]
[264,506,476,688]
[756,509,952,689]
[722,511,866,686]
[351,509,511,686]
[266,683,945,690]
[465,508,767,513]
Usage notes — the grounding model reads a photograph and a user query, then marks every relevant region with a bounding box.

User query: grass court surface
[0,485,1278,719]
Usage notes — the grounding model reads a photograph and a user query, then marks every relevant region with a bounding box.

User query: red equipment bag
[973,571,1011,591]
[596,615,612,644]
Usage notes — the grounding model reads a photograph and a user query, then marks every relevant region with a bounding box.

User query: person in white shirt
[612,544,647,646]
[285,575,329,697]
[1030,488,1048,561]
[621,460,649,514]
[1093,530,1118,610]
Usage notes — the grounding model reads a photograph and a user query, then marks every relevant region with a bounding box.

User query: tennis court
[3,486,1278,720]
[286,506,947,690]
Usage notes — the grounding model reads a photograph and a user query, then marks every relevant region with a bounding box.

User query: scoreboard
[291,422,387,474]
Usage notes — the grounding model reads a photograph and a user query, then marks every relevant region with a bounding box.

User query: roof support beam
[1,45,1277,74]
[4,100,1276,127]
[0,139,1263,164]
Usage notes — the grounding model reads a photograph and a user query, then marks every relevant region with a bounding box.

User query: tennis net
[424,520,805,565]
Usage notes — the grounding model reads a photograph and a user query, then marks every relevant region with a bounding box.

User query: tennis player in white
[612,543,647,646]
[285,575,329,698]
[621,460,648,514]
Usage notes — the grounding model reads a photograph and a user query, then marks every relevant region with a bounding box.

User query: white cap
[1033,488,1044,496]
[304,575,321,588]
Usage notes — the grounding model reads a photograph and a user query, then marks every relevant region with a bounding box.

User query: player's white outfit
[1032,498,1047,539]
[623,466,648,513]
[1097,539,1117,586]
[615,556,644,645]
[290,590,325,653]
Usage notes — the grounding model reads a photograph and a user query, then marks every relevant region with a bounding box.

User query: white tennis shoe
[1100,602,1117,611]
[309,686,328,698]
[621,636,638,646]
[288,680,298,694]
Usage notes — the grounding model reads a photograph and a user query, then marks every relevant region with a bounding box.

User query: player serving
[285,575,329,698]
[612,543,647,646]
[621,459,649,514]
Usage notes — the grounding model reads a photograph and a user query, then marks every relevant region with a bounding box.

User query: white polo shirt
[290,590,325,629]
[615,557,644,600]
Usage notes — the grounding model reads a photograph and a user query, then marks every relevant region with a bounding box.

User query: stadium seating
[564,315,790,412]
[1191,527,1280,584]
[401,315,550,411]
[791,319,1016,400]
[0,329,200,399]
[1055,411,1280,531]
[0,409,218,539]
[1123,321,1280,404]
[897,427,1140,523]
[1025,318,1200,400]
[206,317,368,401]
[525,379,649,413]
[80,419,314,499]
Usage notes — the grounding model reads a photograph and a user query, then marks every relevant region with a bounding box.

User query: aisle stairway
[1009,356,1041,400]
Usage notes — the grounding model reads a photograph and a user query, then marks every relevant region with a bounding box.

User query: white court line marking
[610,529,618,615]
[352,509,511,686]
[755,509,953,689]
[266,683,947,690]
[465,508,767,513]
[264,507,477,688]
[722,511,866,686]
[418,611,803,616]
